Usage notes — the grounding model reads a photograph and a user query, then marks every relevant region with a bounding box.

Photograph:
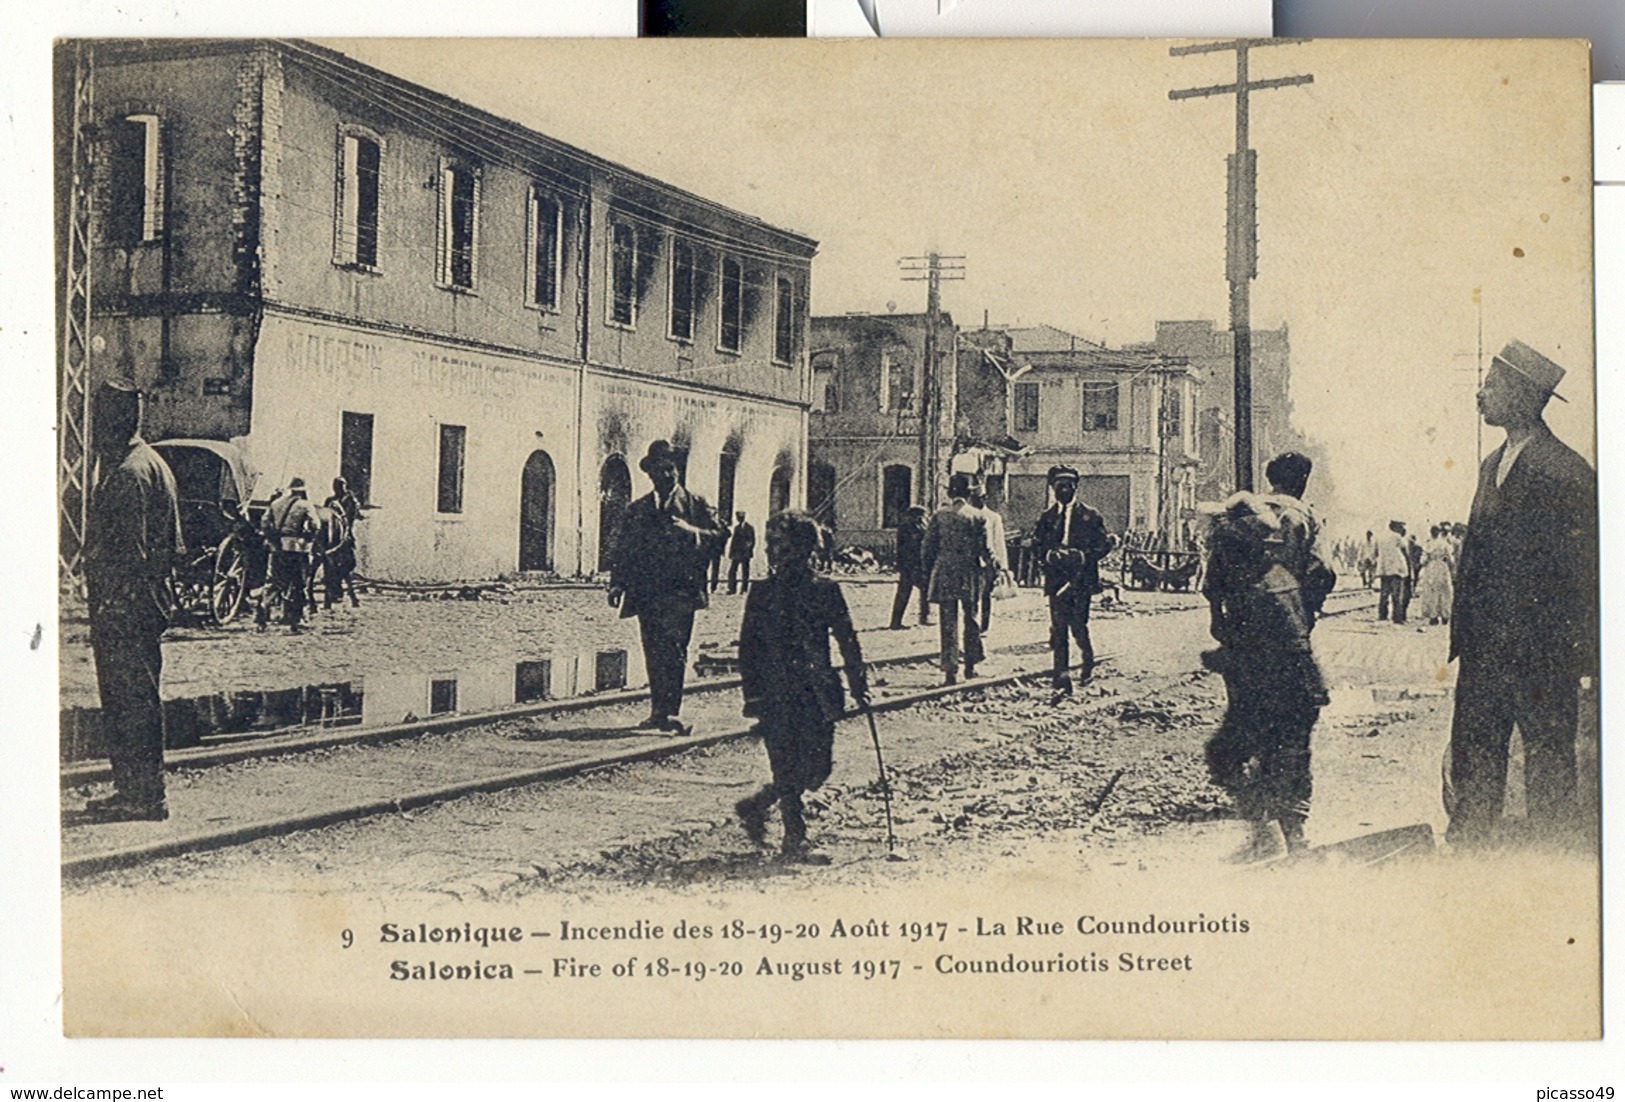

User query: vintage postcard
[53,36,1597,1039]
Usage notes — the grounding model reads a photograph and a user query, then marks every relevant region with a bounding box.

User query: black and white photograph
[46,34,1598,1040]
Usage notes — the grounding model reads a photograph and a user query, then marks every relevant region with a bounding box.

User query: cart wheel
[212,537,248,623]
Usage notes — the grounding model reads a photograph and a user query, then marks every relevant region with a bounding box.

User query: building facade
[806,312,957,556]
[957,325,1199,543]
[74,39,815,580]
[1131,320,1292,503]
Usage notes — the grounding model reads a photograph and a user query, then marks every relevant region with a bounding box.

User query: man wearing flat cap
[1446,339,1597,848]
[608,439,726,735]
[80,379,184,821]
[1032,464,1112,698]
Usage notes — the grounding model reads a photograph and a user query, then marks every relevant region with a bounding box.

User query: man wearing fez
[608,440,725,735]
[1447,340,1597,848]
[1032,465,1112,698]
[80,379,184,821]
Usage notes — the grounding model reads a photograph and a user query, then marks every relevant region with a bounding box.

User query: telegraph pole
[901,252,965,511]
[1170,38,1312,492]
[59,41,97,584]
[1453,287,1485,464]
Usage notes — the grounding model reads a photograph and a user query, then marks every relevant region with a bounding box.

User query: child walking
[736,511,869,861]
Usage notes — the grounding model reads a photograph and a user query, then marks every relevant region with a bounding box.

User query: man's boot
[735,788,773,846]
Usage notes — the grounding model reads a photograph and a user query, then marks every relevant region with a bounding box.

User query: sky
[323,38,1595,531]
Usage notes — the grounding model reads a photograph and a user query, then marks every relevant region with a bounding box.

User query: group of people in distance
[889,464,1110,697]
[1353,518,1463,627]
[77,339,1598,863]
[252,475,365,633]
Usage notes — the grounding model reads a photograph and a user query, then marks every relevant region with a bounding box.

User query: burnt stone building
[1128,320,1294,504]
[806,311,958,555]
[69,39,815,581]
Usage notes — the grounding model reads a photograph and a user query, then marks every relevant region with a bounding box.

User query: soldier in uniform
[1032,465,1112,698]
[80,380,184,822]
[608,440,725,735]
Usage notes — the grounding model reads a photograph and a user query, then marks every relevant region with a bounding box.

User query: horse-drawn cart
[152,439,267,625]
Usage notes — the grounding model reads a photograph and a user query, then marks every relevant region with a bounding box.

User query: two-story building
[75,39,815,580]
[958,324,1198,541]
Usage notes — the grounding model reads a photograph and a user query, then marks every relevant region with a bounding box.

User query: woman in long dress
[1414,524,1456,624]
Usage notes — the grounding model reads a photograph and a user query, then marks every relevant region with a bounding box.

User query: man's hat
[1047,464,1080,485]
[639,439,680,473]
[1491,339,1567,402]
[288,477,307,492]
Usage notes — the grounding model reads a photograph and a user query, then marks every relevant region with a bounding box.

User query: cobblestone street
[57,581,1532,906]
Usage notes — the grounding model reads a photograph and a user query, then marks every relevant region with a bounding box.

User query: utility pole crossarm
[1170,73,1315,100]
[1168,36,1313,494]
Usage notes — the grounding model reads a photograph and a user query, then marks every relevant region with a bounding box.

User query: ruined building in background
[958,325,1200,544]
[65,39,814,581]
[807,314,1200,556]
[1127,320,1302,505]
[805,311,959,553]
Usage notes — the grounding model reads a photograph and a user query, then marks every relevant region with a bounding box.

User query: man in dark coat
[1446,340,1597,847]
[727,511,756,594]
[81,380,184,822]
[735,511,869,861]
[608,440,725,735]
[888,504,930,629]
[1032,465,1112,696]
[922,472,992,684]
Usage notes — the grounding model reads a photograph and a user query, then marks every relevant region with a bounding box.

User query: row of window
[336,131,797,361]
[349,415,523,522]
[339,409,465,517]
[104,115,799,363]
[1012,381,1121,433]
[807,370,1124,434]
[810,353,920,416]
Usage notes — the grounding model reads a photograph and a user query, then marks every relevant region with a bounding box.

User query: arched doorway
[769,464,793,518]
[808,460,837,530]
[597,454,633,572]
[518,450,556,572]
